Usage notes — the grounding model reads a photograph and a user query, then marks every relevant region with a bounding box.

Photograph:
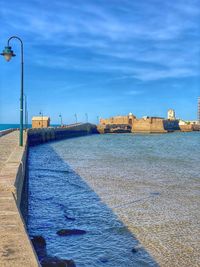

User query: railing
[0,128,17,137]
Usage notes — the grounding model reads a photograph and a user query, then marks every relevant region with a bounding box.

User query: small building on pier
[32,116,50,128]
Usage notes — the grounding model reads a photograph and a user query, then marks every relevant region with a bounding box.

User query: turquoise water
[0,124,59,131]
[28,132,200,267]
[0,124,31,130]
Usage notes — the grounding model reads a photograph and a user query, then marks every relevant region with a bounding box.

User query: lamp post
[59,114,63,127]
[74,113,77,124]
[39,111,43,128]
[1,36,24,146]
[85,113,88,123]
[24,94,28,130]
[97,116,99,124]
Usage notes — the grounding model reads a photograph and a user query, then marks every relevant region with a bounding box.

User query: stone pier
[0,130,39,267]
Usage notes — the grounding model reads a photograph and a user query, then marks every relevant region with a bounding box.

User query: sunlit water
[28,132,200,267]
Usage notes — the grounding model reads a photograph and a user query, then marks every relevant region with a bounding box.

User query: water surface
[28,132,200,267]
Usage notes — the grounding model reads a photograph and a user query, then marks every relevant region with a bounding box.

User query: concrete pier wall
[0,132,40,266]
[28,123,98,146]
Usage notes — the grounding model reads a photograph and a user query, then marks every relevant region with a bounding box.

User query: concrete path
[0,131,39,267]
[0,131,19,172]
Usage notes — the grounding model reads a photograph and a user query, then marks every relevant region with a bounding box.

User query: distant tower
[198,97,200,124]
[168,109,175,120]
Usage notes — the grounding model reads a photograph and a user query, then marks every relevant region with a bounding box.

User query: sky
[0,0,200,124]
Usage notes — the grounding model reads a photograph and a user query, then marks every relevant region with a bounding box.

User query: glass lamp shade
[0,46,16,62]
[4,53,12,62]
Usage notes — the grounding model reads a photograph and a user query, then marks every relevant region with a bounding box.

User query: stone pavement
[0,131,39,267]
[0,131,19,172]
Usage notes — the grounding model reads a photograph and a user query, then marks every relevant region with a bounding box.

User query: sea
[0,124,32,130]
[0,124,58,131]
[27,132,200,267]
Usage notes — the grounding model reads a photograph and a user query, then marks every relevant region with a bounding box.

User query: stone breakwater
[28,123,98,146]
[0,124,97,267]
[0,131,39,267]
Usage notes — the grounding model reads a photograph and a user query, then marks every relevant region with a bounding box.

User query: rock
[57,229,86,236]
[63,259,76,267]
[131,245,142,253]
[31,236,47,260]
[31,235,46,247]
[41,256,76,267]
[99,257,108,263]
[131,247,138,253]
[64,215,76,221]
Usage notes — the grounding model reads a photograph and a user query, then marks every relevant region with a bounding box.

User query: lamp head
[0,46,16,62]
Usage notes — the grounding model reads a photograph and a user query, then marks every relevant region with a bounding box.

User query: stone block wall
[100,114,136,126]
[132,118,167,133]
[179,124,194,132]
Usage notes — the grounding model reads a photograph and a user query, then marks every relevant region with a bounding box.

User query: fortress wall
[132,118,166,133]
[150,118,166,132]
[179,124,194,132]
[163,120,180,131]
[97,125,106,134]
[100,116,129,125]
[100,115,136,126]
[193,124,200,131]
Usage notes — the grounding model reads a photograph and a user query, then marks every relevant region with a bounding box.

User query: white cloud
[0,0,199,81]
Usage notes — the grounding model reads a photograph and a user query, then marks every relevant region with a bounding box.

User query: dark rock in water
[41,256,76,267]
[100,257,109,263]
[131,247,138,253]
[64,215,76,221]
[31,236,47,260]
[63,259,76,267]
[31,235,46,247]
[57,229,86,236]
[131,245,142,253]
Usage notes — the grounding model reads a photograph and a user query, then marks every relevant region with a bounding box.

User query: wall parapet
[0,128,16,137]
[28,123,98,146]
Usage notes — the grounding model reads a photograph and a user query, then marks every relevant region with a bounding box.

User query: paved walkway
[0,131,39,267]
[0,131,19,172]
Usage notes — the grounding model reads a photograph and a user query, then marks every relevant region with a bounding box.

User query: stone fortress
[98,109,199,133]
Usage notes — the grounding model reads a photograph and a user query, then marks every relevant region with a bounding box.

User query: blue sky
[0,0,200,124]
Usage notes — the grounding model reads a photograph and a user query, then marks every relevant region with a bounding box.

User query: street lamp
[1,36,24,146]
[59,114,63,127]
[39,111,43,128]
[85,113,88,123]
[74,113,77,124]
[24,94,28,131]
